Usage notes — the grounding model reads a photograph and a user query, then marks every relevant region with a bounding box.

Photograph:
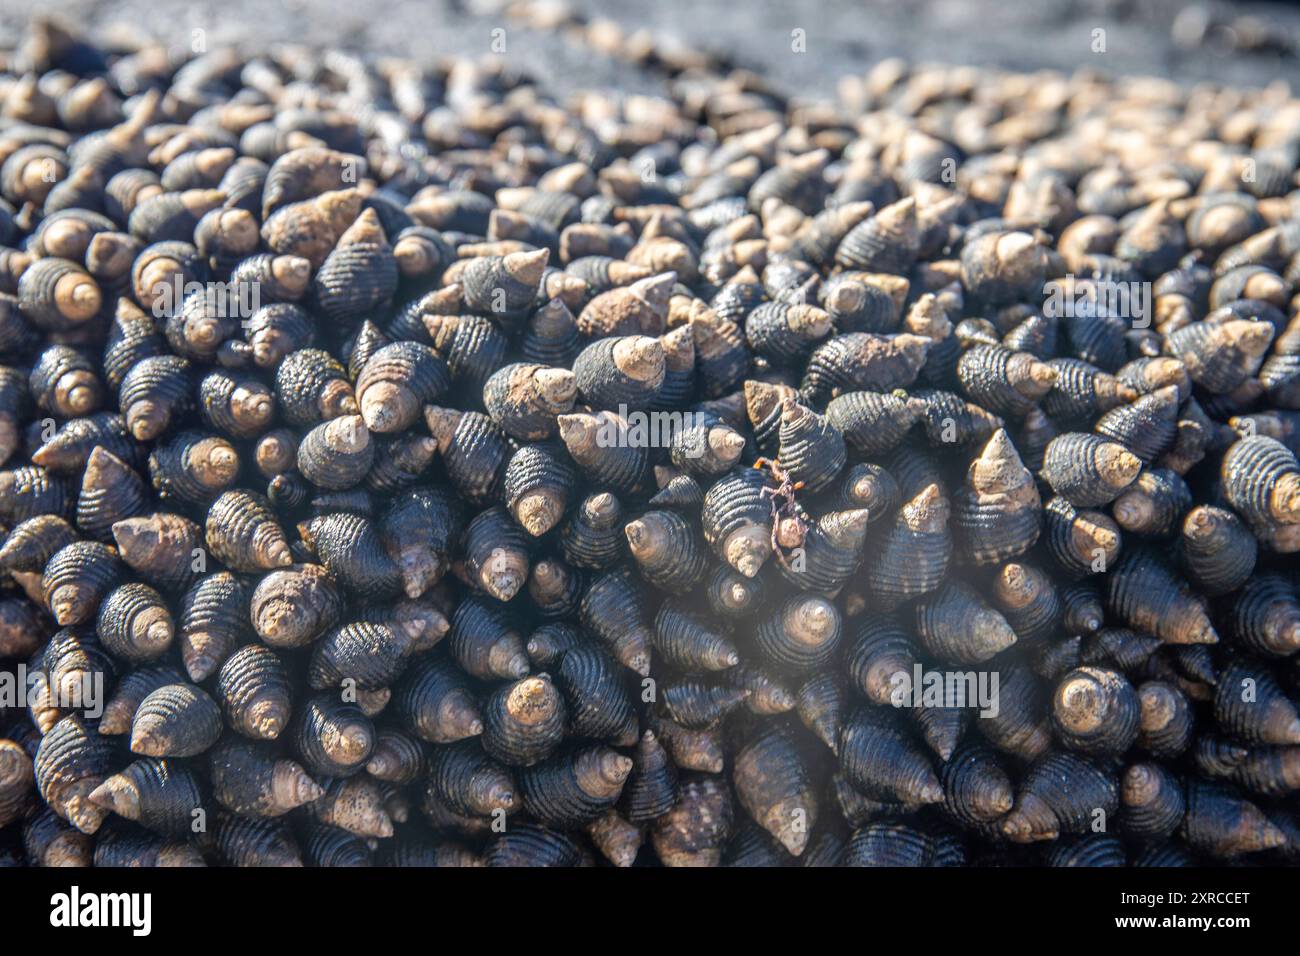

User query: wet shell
[1221,436,1300,540]
[481,676,567,768]
[293,694,375,778]
[912,388,1004,449]
[1138,680,1195,759]
[424,407,512,506]
[298,512,401,596]
[957,345,1057,420]
[776,399,845,493]
[551,643,638,745]
[1106,547,1218,646]
[177,572,250,682]
[1110,468,1191,538]
[423,313,511,396]
[835,462,899,517]
[198,370,275,440]
[486,823,588,867]
[625,509,708,593]
[216,644,292,740]
[250,564,341,649]
[865,483,951,609]
[1000,751,1118,842]
[1213,659,1300,746]
[825,390,922,456]
[519,745,632,829]
[650,773,733,867]
[205,489,292,573]
[275,348,357,428]
[42,539,127,627]
[88,758,204,838]
[297,415,375,491]
[701,467,775,579]
[365,729,427,786]
[130,683,222,758]
[978,663,1053,762]
[839,707,942,806]
[992,561,1062,645]
[556,410,651,496]
[940,744,1014,827]
[244,303,315,368]
[30,344,102,418]
[800,333,930,406]
[356,341,451,434]
[165,285,240,362]
[577,568,653,676]
[312,209,398,323]
[130,188,226,245]
[392,653,483,744]
[834,198,919,274]
[1041,432,1141,507]
[460,505,530,602]
[149,430,239,506]
[447,595,527,686]
[668,413,747,480]
[1042,496,1122,580]
[652,599,738,672]
[1051,666,1140,756]
[521,298,582,368]
[1093,386,1181,464]
[952,429,1040,564]
[915,579,1017,665]
[1228,573,1300,659]
[91,820,205,868]
[31,411,141,478]
[96,581,173,663]
[364,433,439,495]
[118,355,194,441]
[307,776,394,839]
[17,257,102,333]
[1181,780,1286,859]
[484,363,577,441]
[76,447,148,542]
[1044,358,1137,431]
[733,725,818,856]
[745,301,832,365]
[846,823,963,867]
[307,620,411,692]
[213,814,301,866]
[34,715,113,833]
[1166,319,1274,394]
[754,595,841,674]
[460,249,550,320]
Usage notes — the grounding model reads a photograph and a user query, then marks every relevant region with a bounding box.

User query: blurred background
[2,0,1300,95]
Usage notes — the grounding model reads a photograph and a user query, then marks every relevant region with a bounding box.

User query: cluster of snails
[0,15,1298,867]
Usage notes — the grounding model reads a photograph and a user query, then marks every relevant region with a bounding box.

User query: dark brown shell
[130,683,222,758]
[205,489,292,573]
[96,581,173,663]
[177,572,251,682]
[216,644,292,741]
[293,694,375,778]
[732,724,818,856]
